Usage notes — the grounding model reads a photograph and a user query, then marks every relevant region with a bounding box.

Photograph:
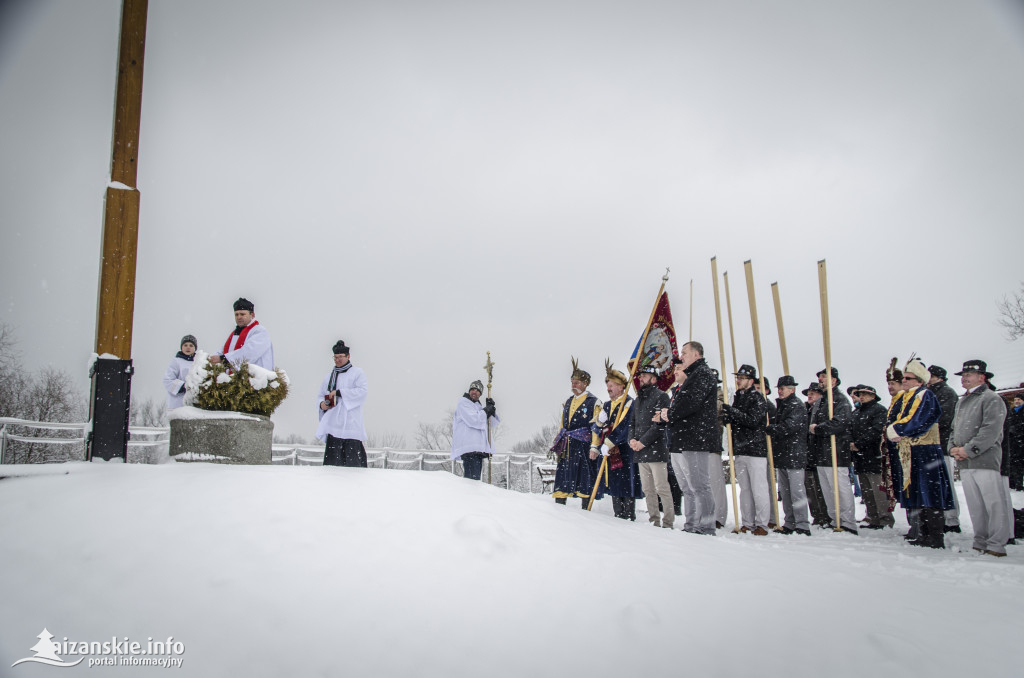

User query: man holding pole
[629,366,673,528]
[721,364,770,535]
[590,361,642,520]
[656,342,718,535]
[810,367,857,533]
[768,376,811,535]
[451,380,498,481]
[551,359,602,509]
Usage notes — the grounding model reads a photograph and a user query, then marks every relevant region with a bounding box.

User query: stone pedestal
[169,413,274,464]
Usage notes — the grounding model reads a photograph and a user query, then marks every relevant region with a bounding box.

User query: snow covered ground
[1,462,1021,677]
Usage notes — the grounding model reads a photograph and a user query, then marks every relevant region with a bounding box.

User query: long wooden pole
[723,271,738,374]
[818,260,842,532]
[771,282,790,376]
[711,258,741,532]
[626,269,669,394]
[744,261,781,531]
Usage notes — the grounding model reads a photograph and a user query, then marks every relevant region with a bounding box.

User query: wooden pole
[723,271,738,374]
[711,257,741,532]
[818,260,842,532]
[626,269,669,394]
[771,282,790,376]
[88,0,149,462]
[743,261,781,531]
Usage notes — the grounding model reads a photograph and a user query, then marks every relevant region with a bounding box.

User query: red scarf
[223,321,259,355]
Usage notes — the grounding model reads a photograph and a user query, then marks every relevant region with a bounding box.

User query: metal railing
[0,417,169,464]
[270,445,554,494]
[0,419,555,494]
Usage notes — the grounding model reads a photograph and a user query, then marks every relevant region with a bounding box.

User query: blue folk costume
[591,394,644,500]
[551,359,602,501]
[887,383,955,510]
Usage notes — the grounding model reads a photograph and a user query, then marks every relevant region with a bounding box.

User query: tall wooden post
[711,258,741,532]
[723,271,738,374]
[818,260,842,532]
[88,0,149,461]
[771,282,790,376]
[743,261,781,531]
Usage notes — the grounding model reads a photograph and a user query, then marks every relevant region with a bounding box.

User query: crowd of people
[161,299,1021,559]
[545,341,1021,557]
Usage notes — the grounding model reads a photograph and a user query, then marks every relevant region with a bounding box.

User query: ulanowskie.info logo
[12,629,185,669]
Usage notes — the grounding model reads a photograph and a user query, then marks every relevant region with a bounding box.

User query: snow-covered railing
[0,419,552,493]
[271,444,552,493]
[0,418,169,463]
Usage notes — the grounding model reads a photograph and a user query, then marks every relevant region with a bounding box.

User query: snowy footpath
[1,462,1021,677]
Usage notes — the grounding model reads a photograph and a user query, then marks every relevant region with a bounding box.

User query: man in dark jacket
[810,367,857,533]
[656,341,718,535]
[850,385,893,529]
[629,366,673,529]
[928,365,962,532]
[722,364,770,535]
[803,383,830,525]
[768,376,810,535]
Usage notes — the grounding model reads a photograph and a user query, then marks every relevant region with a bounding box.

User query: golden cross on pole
[484,351,495,484]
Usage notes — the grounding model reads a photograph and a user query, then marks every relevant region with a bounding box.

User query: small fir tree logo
[11,628,83,668]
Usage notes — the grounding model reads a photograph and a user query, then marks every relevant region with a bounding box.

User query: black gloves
[484,398,496,418]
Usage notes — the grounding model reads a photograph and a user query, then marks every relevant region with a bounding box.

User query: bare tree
[0,322,29,418]
[273,432,309,445]
[10,366,87,463]
[366,431,407,448]
[509,419,562,456]
[130,395,168,427]
[414,409,456,450]
[998,283,1024,340]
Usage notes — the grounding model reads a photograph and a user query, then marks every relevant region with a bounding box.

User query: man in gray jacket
[949,360,1009,557]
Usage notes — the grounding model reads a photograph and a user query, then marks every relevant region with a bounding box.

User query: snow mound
[0,463,1020,677]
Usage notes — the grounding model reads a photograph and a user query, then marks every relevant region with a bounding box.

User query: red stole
[223,321,259,355]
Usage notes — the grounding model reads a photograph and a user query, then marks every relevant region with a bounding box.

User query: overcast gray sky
[2,0,1023,447]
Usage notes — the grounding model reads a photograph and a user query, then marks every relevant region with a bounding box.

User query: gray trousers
[735,456,770,530]
[961,469,1010,554]
[944,456,961,527]
[709,452,728,525]
[858,471,894,527]
[638,462,675,528]
[671,451,716,534]
[777,468,810,531]
[817,465,857,531]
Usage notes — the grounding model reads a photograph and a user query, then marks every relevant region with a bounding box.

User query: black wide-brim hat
[776,375,798,388]
[928,365,948,380]
[802,383,825,396]
[954,359,993,379]
[733,364,757,379]
[852,385,879,399]
[817,366,840,386]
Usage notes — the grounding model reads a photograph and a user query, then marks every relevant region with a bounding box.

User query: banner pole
[626,268,670,394]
